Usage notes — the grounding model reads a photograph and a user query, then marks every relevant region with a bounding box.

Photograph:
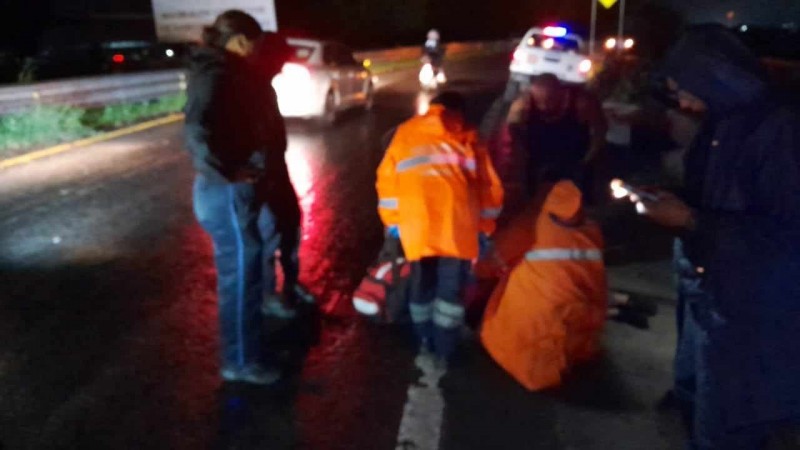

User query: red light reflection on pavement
[285,134,383,316]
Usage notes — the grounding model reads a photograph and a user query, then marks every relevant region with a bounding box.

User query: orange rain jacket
[480,181,607,391]
[376,105,504,262]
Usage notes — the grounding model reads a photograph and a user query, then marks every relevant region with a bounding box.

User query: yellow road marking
[0,113,185,170]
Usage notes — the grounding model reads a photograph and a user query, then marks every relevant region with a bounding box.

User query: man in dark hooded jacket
[638,25,800,449]
[184,11,304,385]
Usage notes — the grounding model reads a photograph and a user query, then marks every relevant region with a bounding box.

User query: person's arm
[577,91,608,164]
[263,86,287,155]
[376,134,401,228]
[474,136,505,236]
[184,68,233,183]
[506,96,529,126]
[641,113,800,259]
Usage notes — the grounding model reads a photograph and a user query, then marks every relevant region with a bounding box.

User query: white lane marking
[395,354,446,450]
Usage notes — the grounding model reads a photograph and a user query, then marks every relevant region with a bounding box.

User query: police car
[510,26,593,84]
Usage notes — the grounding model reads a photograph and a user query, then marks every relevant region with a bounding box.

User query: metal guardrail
[0,41,515,116]
[0,71,187,115]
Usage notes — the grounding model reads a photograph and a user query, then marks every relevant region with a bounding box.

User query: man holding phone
[639,25,800,449]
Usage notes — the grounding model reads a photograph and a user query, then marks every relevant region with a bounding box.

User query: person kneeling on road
[479,180,607,391]
[376,92,504,367]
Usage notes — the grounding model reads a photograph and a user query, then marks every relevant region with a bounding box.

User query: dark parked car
[19,41,190,83]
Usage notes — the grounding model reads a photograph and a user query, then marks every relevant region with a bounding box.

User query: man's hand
[636,190,696,230]
[231,167,261,184]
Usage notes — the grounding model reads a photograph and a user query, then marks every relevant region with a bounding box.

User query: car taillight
[112,54,125,64]
[579,59,592,73]
[512,49,524,62]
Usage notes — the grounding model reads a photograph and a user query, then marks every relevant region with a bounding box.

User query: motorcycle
[419,55,446,91]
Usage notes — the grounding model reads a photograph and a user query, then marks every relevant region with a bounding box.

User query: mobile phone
[610,179,659,202]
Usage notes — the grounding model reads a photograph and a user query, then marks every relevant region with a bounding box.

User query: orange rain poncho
[480,181,607,391]
[376,105,504,261]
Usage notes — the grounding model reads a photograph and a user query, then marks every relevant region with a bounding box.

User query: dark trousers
[257,174,301,301]
[409,257,471,361]
[193,175,300,369]
[673,250,799,450]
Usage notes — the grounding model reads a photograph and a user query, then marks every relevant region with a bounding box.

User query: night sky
[2,0,799,54]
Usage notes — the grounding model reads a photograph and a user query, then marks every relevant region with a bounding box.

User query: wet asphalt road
[0,54,684,450]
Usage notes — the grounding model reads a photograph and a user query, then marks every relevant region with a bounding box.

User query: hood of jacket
[659,24,769,115]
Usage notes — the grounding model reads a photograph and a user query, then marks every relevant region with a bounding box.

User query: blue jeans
[194,175,300,369]
[409,257,471,361]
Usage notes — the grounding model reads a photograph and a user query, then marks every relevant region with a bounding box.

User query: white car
[272,38,374,123]
[509,26,593,84]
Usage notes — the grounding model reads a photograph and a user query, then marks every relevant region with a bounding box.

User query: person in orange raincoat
[376,92,504,364]
[480,180,607,391]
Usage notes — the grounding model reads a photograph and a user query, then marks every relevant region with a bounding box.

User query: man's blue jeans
[193,175,299,369]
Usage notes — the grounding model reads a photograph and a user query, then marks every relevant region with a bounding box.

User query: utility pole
[590,0,598,55]
[617,0,626,54]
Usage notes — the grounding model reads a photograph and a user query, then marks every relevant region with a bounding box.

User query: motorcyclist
[422,29,445,76]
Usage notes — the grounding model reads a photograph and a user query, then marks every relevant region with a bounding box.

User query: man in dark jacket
[503,74,607,202]
[639,25,800,449]
[184,11,300,385]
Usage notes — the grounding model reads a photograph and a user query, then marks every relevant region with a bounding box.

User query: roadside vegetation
[0,94,186,154]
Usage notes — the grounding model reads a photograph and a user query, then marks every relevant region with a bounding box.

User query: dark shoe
[262,294,298,319]
[610,291,659,317]
[656,389,679,411]
[294,285,316,305]
[221,364,281,385]
[608,307,650,329]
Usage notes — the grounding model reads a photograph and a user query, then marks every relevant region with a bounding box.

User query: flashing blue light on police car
[543,26,568,38]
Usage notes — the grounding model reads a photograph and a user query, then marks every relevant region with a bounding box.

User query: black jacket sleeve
[184,66,231,183]
[688,109,800,280]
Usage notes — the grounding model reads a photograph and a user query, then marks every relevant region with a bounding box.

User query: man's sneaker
[294,285,316,305]
[262,294,297,319]
[221,364,281,385]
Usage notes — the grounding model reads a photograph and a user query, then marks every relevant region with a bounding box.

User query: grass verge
[0,94,186,155]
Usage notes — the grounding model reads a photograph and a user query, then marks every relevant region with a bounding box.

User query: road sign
[599,0,618,9]
[590,0,626,55]
[151,0,277,43]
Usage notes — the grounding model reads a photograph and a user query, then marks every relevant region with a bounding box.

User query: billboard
[151,0,277,43]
